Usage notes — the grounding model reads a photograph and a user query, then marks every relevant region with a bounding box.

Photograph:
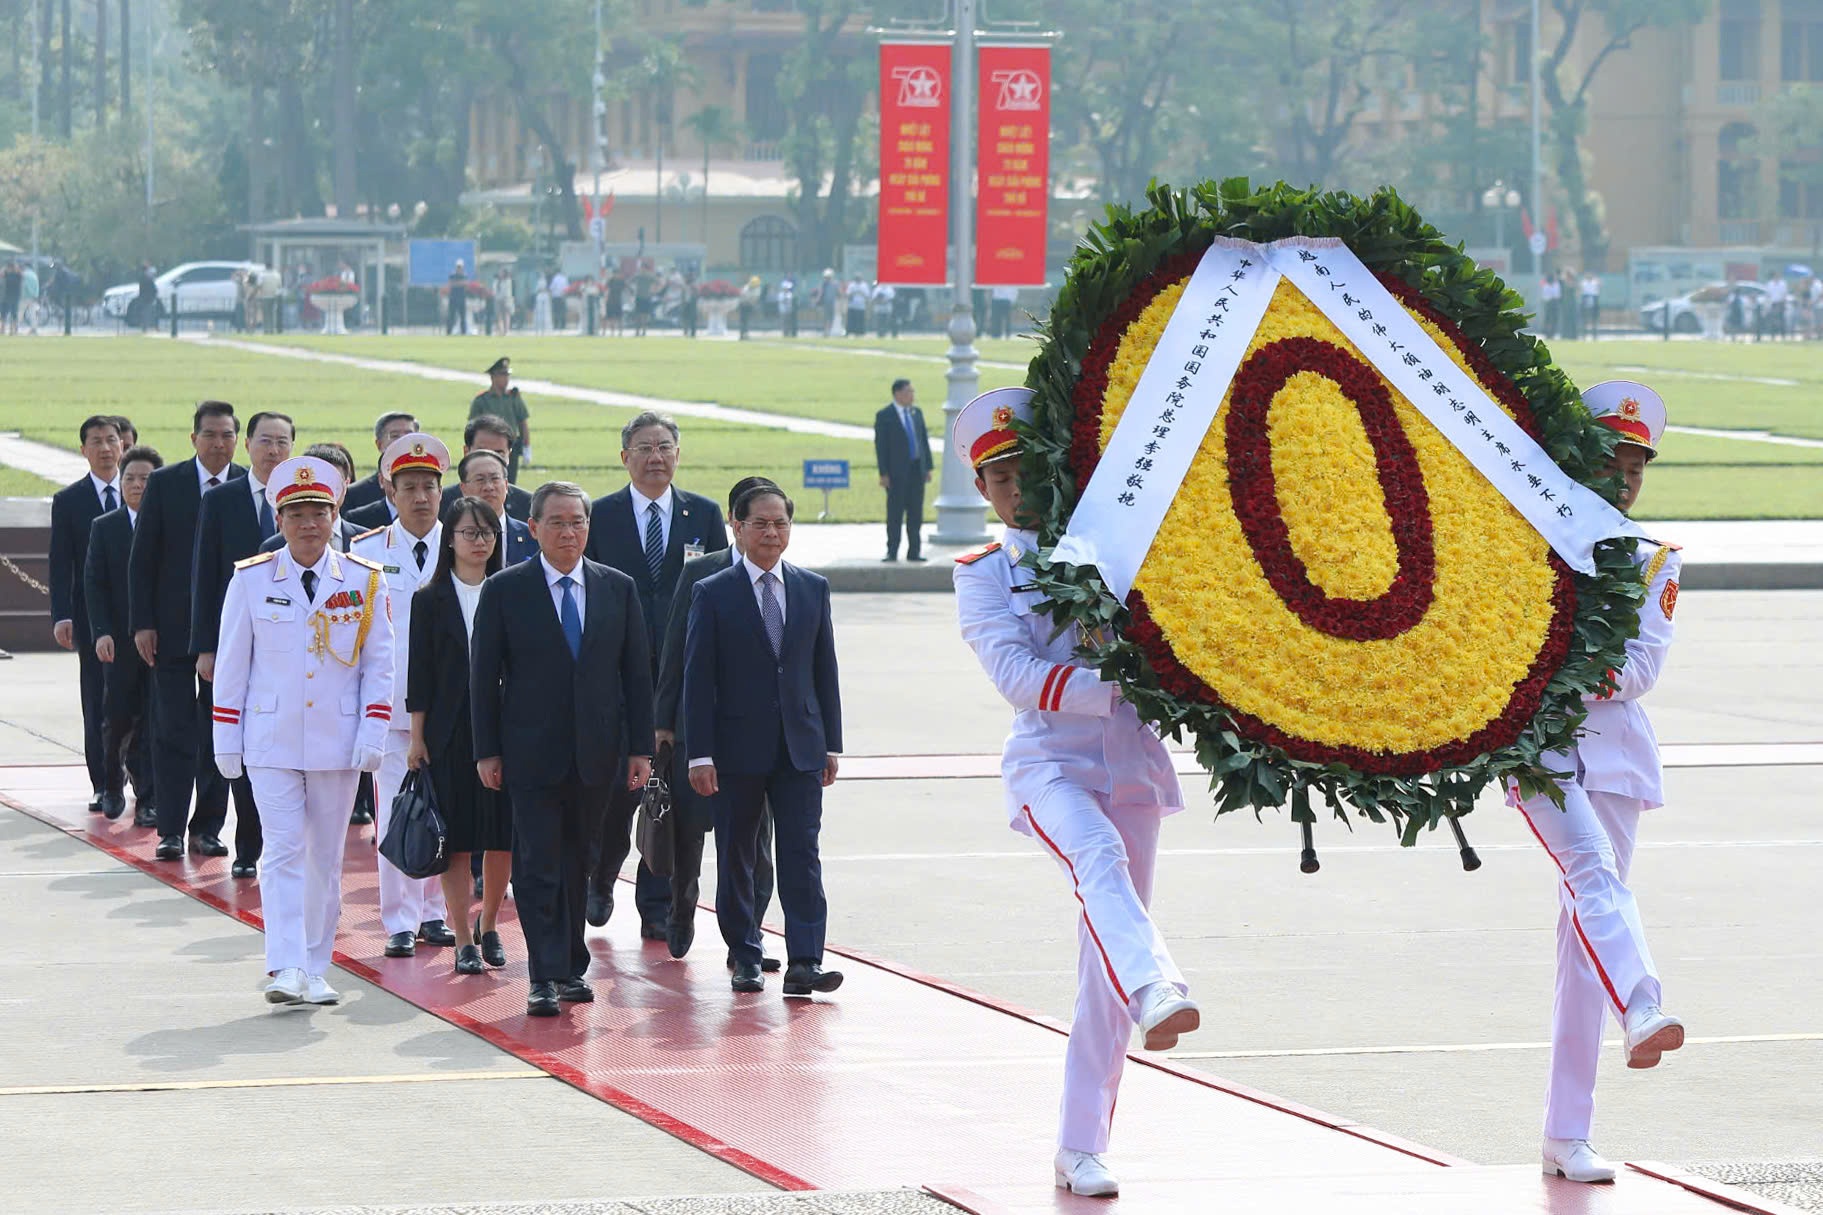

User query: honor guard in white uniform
[951,387,1198,1200]
[211,456,393,1007]
[350,433,454,958]
[1513,380,1684,1184]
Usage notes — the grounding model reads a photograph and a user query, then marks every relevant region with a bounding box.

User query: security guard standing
[469,358,532,483]
[950,387,1198,1200]
[351,433,455,958]
[1516,380,1684,1184]
[211,455,392,1008]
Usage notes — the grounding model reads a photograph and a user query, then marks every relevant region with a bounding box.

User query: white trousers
[375,734,448,937]
[249,766,359,977]
[1513,783,1656,1140]
[1022,783,1183,1154]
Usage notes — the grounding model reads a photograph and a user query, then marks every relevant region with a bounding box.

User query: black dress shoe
[454,945,484,975]
[585,885,612,927]
[881,554,898,563]
[557,977,594,1003]
[417,919,457,947]
[475,916,507,968]
[383,931,416,958]
[640,919,667,941]
[730,961,764,992]
[907,554,928,563]
[154,834,183,861]
[132,805,158,829]
[667,916,696,959]
[100,792,127,821]
[188,834,229,858]
[727,953,783,974]
[782,960,844,996]
[230,860,257,879]
[87,793,104,814]
[349,806,374,826]
[526,981,560,1016]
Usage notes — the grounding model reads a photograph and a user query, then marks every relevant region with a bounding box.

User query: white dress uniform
[951,388,1192,1173]
[212,457,393,994]
[349,433,451,941]
[1508,380,1683,1157]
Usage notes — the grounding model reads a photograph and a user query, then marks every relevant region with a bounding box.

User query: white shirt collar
[541,554,583,587]
[1004,526,1037,565]
[249,470,268,496]
[127,506,138,527]
[630,483,674,517]
[741,552,783,586]
[88,470,121,500]
[195,456,231,488]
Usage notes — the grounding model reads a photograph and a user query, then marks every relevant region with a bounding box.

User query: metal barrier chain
[0,554,49,595]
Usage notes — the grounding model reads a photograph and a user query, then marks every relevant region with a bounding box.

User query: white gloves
[352,743,384,773]
[216,753,244,780]
[519,445,534,467]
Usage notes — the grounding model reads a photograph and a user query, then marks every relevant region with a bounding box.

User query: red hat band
[275,480,334,507]
[1597,415,1653,447]
[388,452,445,476]
[970,427,1021,467]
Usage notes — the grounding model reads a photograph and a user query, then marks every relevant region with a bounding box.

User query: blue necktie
[643,501,665,586]
[257,490,274,542]
[102,485,117,513]
[759,571,784,657]
[558,575,582,659]
[902,407,918,457]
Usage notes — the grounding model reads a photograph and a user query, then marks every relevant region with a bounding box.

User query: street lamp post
[1529,0,1543,279]
[1482,181,1521,263]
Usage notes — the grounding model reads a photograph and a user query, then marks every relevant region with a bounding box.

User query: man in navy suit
[50,414,124,809]
[583,411,729,936]
[85,443,162,824]
[873,377,933,562]
[454,450,538,564]
[343,410,418,515]
[470,482,655,1016]
[686,484,843,997]
[131,401,248,861]
[190,410,294,875]
[442,415,533,523]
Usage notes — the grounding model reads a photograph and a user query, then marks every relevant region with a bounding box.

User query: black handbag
[378,767,450,879]
[635,744,675,878]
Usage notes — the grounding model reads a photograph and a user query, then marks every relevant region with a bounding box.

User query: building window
[1778,159,1823,218]
[1720,0,1762,81]
[740,215,797,271]
[1783,0,1823,80]
[744,53,789,142]
[1719,122,1760,220]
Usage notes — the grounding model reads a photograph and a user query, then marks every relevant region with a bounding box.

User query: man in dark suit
[686,484,844,997]
[85,444,162,824]
[51,415,124,810]
[452,450,538,564]
[471,482,655,1016]
[582,410,729,936]
[342,411,418,515]
[873,377,933,562]
[441,415,532,522]
[655,475,779,967]
[131,401,247,861]
[190,410,294,875]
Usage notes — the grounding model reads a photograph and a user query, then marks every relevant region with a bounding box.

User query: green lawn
[7,333,1822,519]
[0,466,59,496]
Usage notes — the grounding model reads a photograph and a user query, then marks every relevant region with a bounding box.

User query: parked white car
[1639,282,1765,334]
[101,261,267,322]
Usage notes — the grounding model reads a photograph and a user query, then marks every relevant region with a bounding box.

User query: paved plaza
[1,589,1819,1213]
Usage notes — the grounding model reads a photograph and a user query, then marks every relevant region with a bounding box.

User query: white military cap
[1582,379,1666,455]
[952,386,1034,471]
[271,456,344,510]
[381,432,451,479]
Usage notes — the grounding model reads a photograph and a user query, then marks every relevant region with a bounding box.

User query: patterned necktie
[208,476,221,488]
[301,569,318,603]
[257,490,275,541]
[413,539,428,571]
[103,485,117,513]
[558,575,582,659]
[759,570,784,657]
[644,501,665,585]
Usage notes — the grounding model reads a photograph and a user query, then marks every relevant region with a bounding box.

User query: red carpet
[0,763,1795,1215]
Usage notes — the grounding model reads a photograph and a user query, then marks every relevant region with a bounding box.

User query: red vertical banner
[975,45,1050,286]
[877,43,951,285]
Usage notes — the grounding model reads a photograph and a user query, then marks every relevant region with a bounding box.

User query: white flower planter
[311,293,356,334]
[701,298,739,336]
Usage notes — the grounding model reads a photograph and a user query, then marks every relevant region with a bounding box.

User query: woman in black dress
[407,497,511,975]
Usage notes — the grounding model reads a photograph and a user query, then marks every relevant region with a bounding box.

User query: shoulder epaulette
[350,525,386,543]
[955,542,1002,565]
[233,552,275,570]
[344,553,384,571]
[1642,543,1678,586]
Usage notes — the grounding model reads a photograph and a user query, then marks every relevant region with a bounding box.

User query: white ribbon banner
[1055,237,1642,602]
[1050,238,1280,597]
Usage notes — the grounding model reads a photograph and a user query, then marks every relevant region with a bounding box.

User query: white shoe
[264,968,307,1005]
[1136,982,1200,1051]
[1054,1148,1119,1198]
[1542,1137,1617,1183]
[1623,1002,1684,1069]
[303,974,340,1006]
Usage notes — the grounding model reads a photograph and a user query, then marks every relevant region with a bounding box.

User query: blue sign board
[803,459,851,489]
[408,239,479,288]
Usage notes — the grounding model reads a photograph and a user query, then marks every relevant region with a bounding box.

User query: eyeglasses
[464,473,507,487]
[743,518,792,533]
[539,519,588,534]
[453,528,498,543]
[628,443,678,457]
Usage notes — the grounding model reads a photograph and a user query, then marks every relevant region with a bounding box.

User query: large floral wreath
[1020,180,1646,842]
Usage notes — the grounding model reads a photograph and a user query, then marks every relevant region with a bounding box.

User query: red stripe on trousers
[1517,806,1628,1015]
[1022,804,1128,1005]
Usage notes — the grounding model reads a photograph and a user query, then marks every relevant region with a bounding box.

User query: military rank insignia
[323,589,363,611]
[1660,579,1678,621]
